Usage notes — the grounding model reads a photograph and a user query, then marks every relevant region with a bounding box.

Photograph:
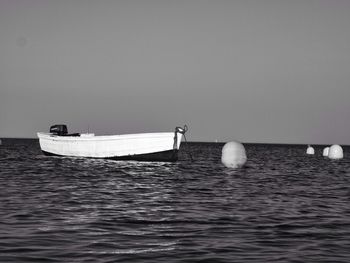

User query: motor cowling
[50,124,68,136]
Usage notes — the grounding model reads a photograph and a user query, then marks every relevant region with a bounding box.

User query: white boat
[37,124,187,162]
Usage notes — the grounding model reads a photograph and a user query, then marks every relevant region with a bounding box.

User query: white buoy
[306,145,315,155]
[221,141,247,168]
[328,144,343,159]
[323,147,329,157]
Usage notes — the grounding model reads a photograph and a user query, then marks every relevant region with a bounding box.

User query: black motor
[50,124,68,136]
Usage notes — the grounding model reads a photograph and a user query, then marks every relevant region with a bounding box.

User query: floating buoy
[306,145,315,155]
[323,147,329,157]
[221,141,247,168]
[328,144,343,159]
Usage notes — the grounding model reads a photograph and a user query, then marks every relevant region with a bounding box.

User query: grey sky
[1,0,350,144]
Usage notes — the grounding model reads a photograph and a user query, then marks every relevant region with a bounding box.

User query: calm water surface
[1,139,350,262]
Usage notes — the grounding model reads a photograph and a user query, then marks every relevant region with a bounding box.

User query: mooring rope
[174,125,193,162]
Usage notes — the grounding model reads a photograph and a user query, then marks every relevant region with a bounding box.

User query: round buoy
[221,141,247,168]
[306,145,315,155]
[328,144,343,159]
[323,147,329,157]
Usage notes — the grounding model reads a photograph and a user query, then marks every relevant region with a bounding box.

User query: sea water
[1,139,350,262]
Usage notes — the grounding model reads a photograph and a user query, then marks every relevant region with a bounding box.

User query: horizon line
[1,137,348,147]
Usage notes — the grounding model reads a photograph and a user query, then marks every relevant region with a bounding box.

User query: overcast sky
[1,0,350,144]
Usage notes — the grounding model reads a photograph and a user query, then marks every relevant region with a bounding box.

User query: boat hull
[42,149,179,162]
[37,131,183,162]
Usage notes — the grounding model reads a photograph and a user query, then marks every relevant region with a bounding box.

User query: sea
[1,139,350,263]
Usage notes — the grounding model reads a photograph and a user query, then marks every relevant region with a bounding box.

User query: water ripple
[1,141,350,262]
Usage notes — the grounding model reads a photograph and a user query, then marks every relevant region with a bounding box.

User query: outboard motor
[50,124,68,136]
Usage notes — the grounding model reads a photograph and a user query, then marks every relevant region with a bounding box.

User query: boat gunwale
[37,132,177,142]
